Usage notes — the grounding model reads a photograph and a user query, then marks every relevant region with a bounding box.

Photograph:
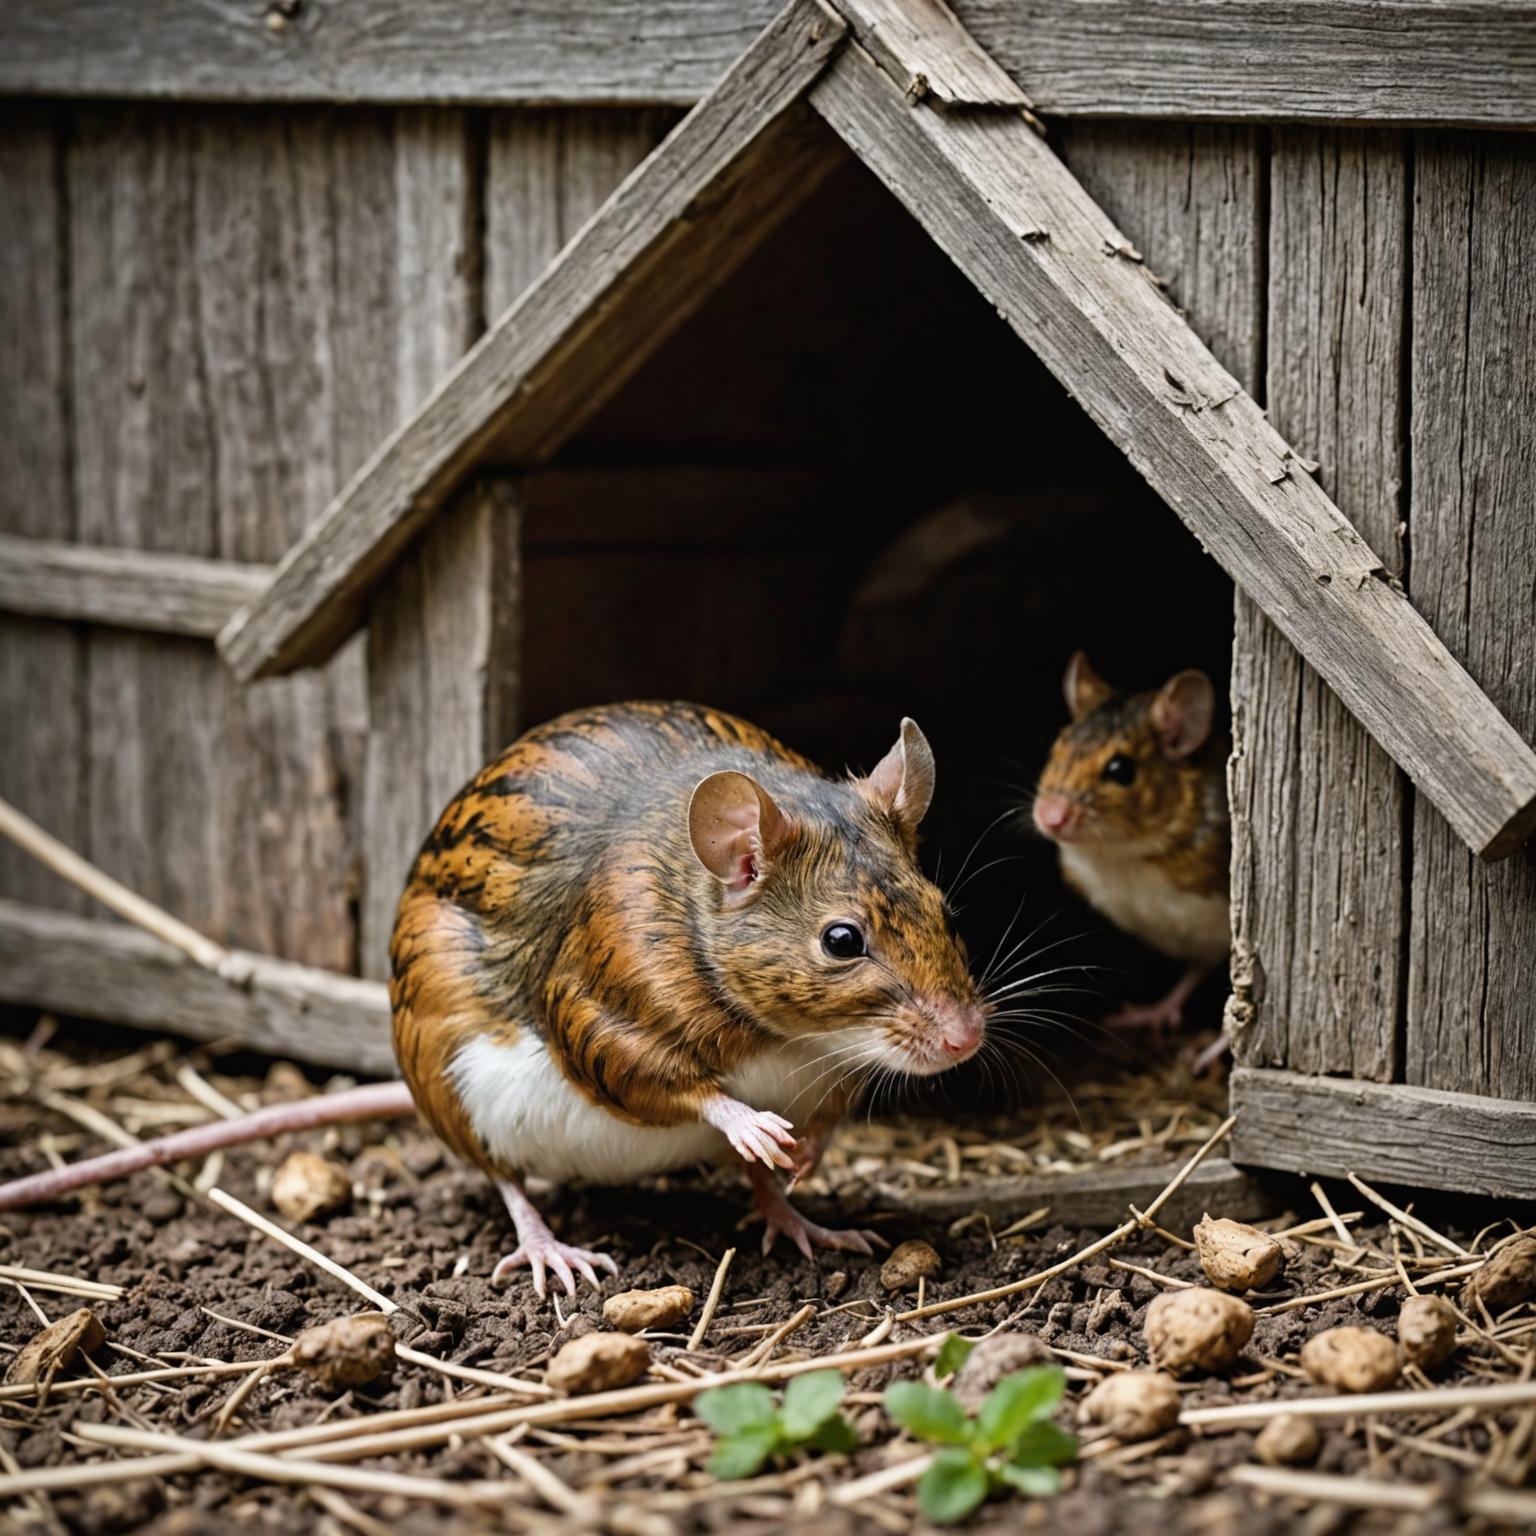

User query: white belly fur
[1061,845,1229,964]
[449,1031,866,1185]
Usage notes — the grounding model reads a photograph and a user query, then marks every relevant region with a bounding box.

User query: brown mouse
[1031,653,1229,1034]
[390,701,987,1295]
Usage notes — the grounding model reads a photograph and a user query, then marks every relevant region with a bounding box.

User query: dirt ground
[0,1018,1532,1536]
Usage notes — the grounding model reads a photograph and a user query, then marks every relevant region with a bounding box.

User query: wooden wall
[1,102,1532,1166]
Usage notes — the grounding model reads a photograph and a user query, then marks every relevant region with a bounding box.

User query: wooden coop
[1,0,1533,1200]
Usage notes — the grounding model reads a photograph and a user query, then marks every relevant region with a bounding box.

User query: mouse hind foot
[494,1177,619,1298]
[747,1164,874,1260]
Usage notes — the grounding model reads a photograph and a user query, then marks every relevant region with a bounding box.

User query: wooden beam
[1230,1067,1536,1200]
[0,899,395,1078]
[217,0,847,682]
[0,535,270,639]
[0,2,1532,127]
[1229,130,1411,1079]
[806,26,1536,861]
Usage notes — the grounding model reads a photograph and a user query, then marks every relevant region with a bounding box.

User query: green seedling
[693,1368,857,1480]
[884,1359,1078,1525]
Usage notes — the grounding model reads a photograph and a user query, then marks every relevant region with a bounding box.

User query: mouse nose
[1033,794,1076,837]
[937,1001,985,1061]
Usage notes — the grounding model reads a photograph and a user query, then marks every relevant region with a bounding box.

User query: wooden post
[1406,131,1536,1100]
[1229,130,1410,1079]
[0,105,86,916]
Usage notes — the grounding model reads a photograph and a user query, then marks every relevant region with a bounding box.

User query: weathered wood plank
[69,108,360,970]
[0,898,394,1078]
[839,0,1033,110]
[358,110,673,979]
[0,536,270,638]
[1,0,1533,127]
[1054,122,1262,389]
[1405,132,1536,1101]
[66,108,486,970]
[1229,131,1409,1079]
[362,484,519,978]
[218,0,848,682]
[355,111,481,980]
[808,33,1536,861]
[1230,1066,1536,1200]
[0,105,86,916]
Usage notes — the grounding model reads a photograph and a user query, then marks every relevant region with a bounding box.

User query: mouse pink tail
[0,1080,419,1210]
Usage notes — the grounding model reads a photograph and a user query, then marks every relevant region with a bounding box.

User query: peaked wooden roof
[218,0,1536,861]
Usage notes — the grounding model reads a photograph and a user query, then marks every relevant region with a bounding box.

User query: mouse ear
[1151,670,1215,760]
[862,717,936,839]
[688,771,789,899]
[1064,651,1114,720]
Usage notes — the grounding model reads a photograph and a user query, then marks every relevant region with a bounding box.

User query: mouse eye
[1103,754,1137,786]
[821,922,867,960]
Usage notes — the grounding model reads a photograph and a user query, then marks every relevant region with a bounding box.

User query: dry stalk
[206,1187,401,1316]
[1182,1380,1536,1428]
[1230,1464,1536,1522]
[1346,1174,1472,1258]
[687,1247,736,1351]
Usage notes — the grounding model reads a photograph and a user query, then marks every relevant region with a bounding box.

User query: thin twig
[0,1264,122,1301]
[743,1304,816,1370]
[687,1247,735,1352]
[0,794,248,982]
[1230,1464,1536,1522]
[1181,1380,1536,1428]
[206,1186,402,1316]
[1255,1259,1482,1316]
[1346,1173,1472,1258]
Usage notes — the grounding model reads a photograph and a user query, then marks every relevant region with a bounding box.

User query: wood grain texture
[0,536,269,638]
[1,0,1532,126]
[358,110,674,979]
[1229,131,1409,1079]
[354,112,481,980]
[809,34,1536,861]
[218,0,847,681]
[0,898,394,1077]
[1405,132,1536,1101]
[1230,1066,1536,1199]
[1054,122,1263,407]
[0,106,87,915]
[362,484,519,979]
[65,107,485,969]
[840,0,1033,109]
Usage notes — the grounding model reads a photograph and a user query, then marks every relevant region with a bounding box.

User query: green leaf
[707,1423,781,1480]
[694,1382,777,1436]
[996,1462,1062,1497]
[808,1414,859,1454]
[975,1366,1067,1453]
[917,1447,990,1525]
[781,1370,845,1439]
[884,1381,974,1446]
[1010,1420,1079,1468]
[935,1333,976,1379]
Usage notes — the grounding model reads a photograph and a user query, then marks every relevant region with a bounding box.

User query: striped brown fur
[390,702,982,1180]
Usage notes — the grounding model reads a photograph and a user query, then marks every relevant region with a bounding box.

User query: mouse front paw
[702,1095,796,1171]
